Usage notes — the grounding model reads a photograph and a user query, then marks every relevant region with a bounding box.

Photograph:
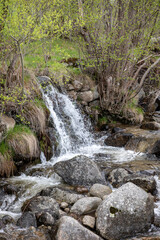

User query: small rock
[56,216,102,240]
[71,197,102,215]
[140,122,160,130]
[82,215,95,229]
[38,212,55,226]
[107,168,130,187]
[60,202,68,209]
[90,184,112,199]
[17,212,37,228]
[59,209,67,217]
[73,80,83,91]
[64,208,70,213]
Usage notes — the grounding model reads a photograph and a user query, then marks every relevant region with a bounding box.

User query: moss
[98,116,109,125]
[110,206,121,214]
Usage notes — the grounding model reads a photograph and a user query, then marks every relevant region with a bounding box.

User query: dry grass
[23,102,46,136]
[0,153,16,177]
[8,133,40,160]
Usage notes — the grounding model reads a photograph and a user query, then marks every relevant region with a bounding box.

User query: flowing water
[1,79,160,237]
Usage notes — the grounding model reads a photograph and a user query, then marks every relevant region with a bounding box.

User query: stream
[1,78,160,238]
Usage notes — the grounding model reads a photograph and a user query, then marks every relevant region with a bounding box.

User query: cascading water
[41,82,93,156]
[1,77,160,238]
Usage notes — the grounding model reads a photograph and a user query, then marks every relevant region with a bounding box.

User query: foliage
[71,0,160,117]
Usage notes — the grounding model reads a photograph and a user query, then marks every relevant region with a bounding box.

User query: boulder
[104,132,133,147]
[22,196,59,226]
[56,216,102,240]
[96,182,154,240]
[123,174,156,194]
[90,184,112,199]
[17,212,37,228]
[71,197,102,215]
[0,115,15,131]
[73,80,83,91]
[140,122,160,130]
[54,155,106,187]
[41,186,84,204]
[107,168,130,187]
[78,91,94,102]
[82,215,95,229]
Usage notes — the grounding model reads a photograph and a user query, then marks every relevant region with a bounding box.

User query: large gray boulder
[54,155,106,187]
[71,197,102,215]
[96,182,154,240]
[56,216,102,240]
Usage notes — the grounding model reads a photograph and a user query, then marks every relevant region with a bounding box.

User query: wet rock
[107,168,130,187]
[90,184,112,199]
[0,226,49,240]
[140,122,160,130]
[82,215,95,229]
[54,155,106,187]
[41,186,84,204]
[111,127,124,133]
[154,213,160,227]
[56,216,102,240]
[2,215,15,225]
[123,174,156,194]
[104,132,133,147]
[149,140,160,157]
[38,212,55,226]
[4,184,20,195]
[22,196,60,226]
[71,197,102,215]
[78,91,94,102]
[96,182,154,240]
[17,211,37,228]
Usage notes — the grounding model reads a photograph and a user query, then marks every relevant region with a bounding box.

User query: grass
[7,125,33,140]
[24,38,81,75]
[0,141,9,156]
[34,98,48,110]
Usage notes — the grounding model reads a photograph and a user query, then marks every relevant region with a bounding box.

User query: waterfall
[40,82,93,156]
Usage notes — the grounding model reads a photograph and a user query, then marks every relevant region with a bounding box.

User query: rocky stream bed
[0,77,160,240]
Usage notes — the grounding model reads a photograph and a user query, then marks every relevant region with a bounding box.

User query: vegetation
[0,0,160,178]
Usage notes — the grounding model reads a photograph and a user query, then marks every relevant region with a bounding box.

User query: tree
[73,0,160,119]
